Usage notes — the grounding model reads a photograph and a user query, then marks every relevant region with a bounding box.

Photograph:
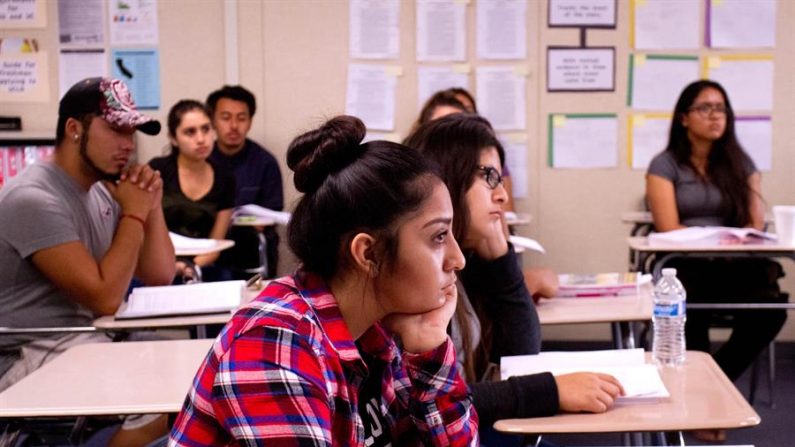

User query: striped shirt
[169,271,478,446]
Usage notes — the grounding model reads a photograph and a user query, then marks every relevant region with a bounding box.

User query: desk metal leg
[257,231,269,279]
[611,323,624,349]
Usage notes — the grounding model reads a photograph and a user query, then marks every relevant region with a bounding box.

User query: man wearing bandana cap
[0,78,175,445]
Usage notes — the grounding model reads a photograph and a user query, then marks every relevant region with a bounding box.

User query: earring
[73,134,79,141]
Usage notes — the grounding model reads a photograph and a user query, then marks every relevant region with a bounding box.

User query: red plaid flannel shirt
[169,271,478,446]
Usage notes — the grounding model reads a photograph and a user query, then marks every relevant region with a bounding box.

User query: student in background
[0,77,174,446]
[207,85,283,278]
[405,114,623,438]
[411,88,516,211]
[646,81,786,440]
[149,100,235,282]
[170,116,477,446]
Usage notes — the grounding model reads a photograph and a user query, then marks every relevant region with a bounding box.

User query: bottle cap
[662,268,677,276]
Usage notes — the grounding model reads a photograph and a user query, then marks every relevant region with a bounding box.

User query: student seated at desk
[0,77,175,446]
[170,116,477,446]
[149,100,235,282]
[404,114,624,436]
[646,80,786,440]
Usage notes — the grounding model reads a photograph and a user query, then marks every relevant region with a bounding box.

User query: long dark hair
[409,90,468,136]
[404,113,504,381]
[286,116,438,279]
[667,80,754,226]
[167,99,211,157]
[404,113,504,243]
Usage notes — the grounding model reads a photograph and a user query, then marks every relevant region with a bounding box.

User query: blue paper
[110,48,159,109]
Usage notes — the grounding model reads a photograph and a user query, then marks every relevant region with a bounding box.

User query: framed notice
[547,47,615,92]
[548,0,616,28]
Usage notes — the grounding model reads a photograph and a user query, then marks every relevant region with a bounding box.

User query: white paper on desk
[169,232,217,250]
[648,226,777,247]
[633,0,699,50]
[501,349,669,402]
[629,55,699,111]
[709,0,776,49]
[417,66,469,111]
[117,280,244,319]
[509,235,545,254]
[233,204,291,225]
[349,0,399,60]
[346,64,397,131]
[476,66,526,131]
[416,0,466,62]
[705,57,773,112]
[476,0,526,60]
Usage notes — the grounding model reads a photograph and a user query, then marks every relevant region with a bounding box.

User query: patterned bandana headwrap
[59,77,161,136]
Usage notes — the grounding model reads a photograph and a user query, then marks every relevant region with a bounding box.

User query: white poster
[549,0,616,27]
[735,117,772,172]
[500,135,528,199]
[109,0,158,45]
[58,0,104,46]
[0,51,49,102]
[549,114,618,169]
[349,0,399,60]
[59,49,107,99]
[709,0,776,48]
[629,55,699,111]
[705,56,774,111]
[629,114,671,170]
[0,0,46,28]
[633,0,699,50]
[346,64,399,131]
[476,0,527,60]
[417,66,469,110]
[476,66,527,131]
[416,0,466,62]
[548,47,614,91]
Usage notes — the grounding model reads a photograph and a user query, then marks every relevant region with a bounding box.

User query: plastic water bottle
[652,268,687,367]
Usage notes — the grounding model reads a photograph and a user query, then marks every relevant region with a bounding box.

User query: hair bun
[287,116,367,194]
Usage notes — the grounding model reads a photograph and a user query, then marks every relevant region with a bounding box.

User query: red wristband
[121,213,146,229]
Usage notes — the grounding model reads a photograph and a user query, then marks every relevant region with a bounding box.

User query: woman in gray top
[646,80,786,408]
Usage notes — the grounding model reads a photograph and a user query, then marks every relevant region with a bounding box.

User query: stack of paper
[509,235,546,254]
[501,349,670,403]
[233,204,292,225]
[557,272,651,297]
[648,226,776,247]
[169,232,217,251]
[116,280,245,319]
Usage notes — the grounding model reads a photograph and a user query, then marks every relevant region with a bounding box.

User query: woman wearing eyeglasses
[646,80,786,440]
[405,114,624,443]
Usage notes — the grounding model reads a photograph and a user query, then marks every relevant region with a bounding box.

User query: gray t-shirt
[0,163,119,357]
[647,150,756,227]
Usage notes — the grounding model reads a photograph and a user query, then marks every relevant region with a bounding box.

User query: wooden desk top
[174,239,235,256]
[628,236,795,253]
[494,351,760,434]
[0,339,213,417]
[536,290,652,325]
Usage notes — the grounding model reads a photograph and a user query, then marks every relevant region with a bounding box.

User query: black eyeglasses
[476,165,503,190]
[688,103,729,118]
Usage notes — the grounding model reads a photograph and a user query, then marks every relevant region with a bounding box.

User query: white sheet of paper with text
[349,0,399,60]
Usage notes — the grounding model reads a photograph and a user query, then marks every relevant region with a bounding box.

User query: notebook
[648,226,776,247]
[115,280,245,319]
[557,272,651,297]
[501,349,670,403]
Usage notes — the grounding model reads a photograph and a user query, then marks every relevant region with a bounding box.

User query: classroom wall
[3,0,794,341]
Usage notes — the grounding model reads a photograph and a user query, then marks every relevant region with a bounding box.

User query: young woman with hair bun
[170,116,478,446]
